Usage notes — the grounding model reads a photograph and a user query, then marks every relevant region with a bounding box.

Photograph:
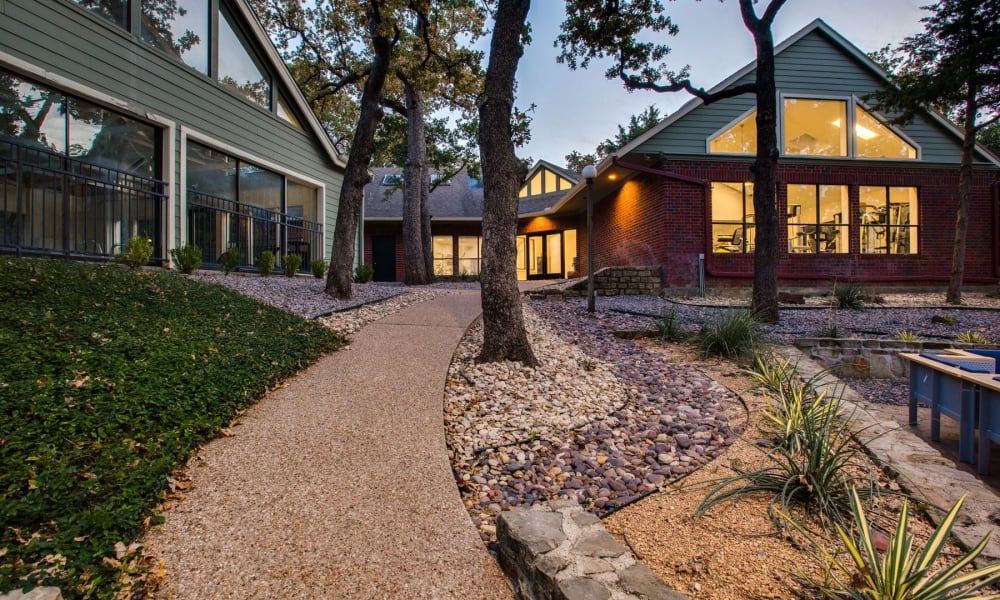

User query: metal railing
[0,139,166,261]
[186,189,323,272]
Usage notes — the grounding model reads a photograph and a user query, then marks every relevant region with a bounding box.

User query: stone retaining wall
[793,338,1000,379]
[497,500,686,600]
[562,266,661,298]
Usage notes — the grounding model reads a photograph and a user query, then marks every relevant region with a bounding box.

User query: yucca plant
[895,330,920,341]
[956,330,990,344]
[697,309,761,359]
[746,351,798,394]
[834,281,865,310]
[761,385,843,454]
[655,306,689,342]
[698,399,873,527]
[814,488,1000,599]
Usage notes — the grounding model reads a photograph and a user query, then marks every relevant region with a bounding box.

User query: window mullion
[209,0,220,79]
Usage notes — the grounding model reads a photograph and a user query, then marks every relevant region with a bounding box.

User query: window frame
[706,94,922,161]
[786,184,850,255]
[709,181,755,254]
[859,185,920,255]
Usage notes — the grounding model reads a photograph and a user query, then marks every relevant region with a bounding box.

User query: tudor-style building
[536,19,1000,290]
[1,0,345,271]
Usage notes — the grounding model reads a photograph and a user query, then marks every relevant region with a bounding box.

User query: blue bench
[903,350,998,474]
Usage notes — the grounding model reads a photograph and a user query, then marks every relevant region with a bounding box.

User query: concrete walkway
[143,290,513,599]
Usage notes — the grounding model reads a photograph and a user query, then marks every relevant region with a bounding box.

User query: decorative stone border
[497,500,687,599]
[529,267,662,300]
[793,338,1000,379]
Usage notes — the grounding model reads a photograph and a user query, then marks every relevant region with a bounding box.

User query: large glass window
[787,184,849,254]
[218,8,271,107]
[457,236,481,276]
[855,106,917,159]
[710,182,754,253]
[563,229,578,275]
[0,75,66,156]
[433,236,454,276]
[72,0,129,28]
[519,167,576,199]
[141,0,210,75]
[709,111,757,154]
[860,186,919,254]
[66,97,157,176]
[784,98,848,156]
[186,141,237,198]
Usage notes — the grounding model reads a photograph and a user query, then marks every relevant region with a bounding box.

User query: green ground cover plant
[0,258,342,598]
[257,250,275,276]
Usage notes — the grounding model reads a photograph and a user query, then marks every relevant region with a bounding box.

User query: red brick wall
[589,160,999,289]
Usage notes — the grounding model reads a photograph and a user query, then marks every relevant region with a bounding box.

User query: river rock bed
[446,301,741,546]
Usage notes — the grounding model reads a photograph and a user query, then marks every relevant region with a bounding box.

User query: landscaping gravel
[192,272,407,318]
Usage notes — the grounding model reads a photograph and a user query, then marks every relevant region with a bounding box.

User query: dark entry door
[372,235,396,281]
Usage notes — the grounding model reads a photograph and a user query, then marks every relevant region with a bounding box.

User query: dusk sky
[510,0,930,169]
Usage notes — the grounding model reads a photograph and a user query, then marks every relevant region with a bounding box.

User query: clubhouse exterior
[1,0,345,271]
[365,20,1000,290]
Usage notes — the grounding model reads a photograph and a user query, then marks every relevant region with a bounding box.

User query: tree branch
[619,69,755,103]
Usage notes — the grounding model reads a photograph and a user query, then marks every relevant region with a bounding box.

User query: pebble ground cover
[0,258,342,599]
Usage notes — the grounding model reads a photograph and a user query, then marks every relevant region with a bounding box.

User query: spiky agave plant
[815,488,1000,599]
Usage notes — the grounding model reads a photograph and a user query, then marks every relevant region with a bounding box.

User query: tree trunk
[325,4,394,299]
[422,180,434,279]
[402,79,431,285]
[477,0,537,366]
[746,14,780,324]
[946,91,977,305]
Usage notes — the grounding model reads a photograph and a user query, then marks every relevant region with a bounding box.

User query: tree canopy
[565,104,661,172]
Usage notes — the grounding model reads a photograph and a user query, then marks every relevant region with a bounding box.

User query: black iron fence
[0,139,166,261]
[186,189,323,272]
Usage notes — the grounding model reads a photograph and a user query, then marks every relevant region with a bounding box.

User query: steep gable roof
[363,167,483,220]
[234,0,346,169]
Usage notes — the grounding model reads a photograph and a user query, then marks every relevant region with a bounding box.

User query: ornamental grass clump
[655,306,689,342]
[745,351,798,395]
[169,244,202,274]
[696,309,760,359]
[809,488,1000,599]
[310,257,328,279]
[834,281,865,310]
[956,329,990,344]
[283,253,302,277]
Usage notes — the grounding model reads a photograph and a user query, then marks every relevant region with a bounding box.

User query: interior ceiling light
[607,173,618,181]
[831,119,880,140]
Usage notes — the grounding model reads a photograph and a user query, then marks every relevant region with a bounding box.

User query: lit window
[784,98,847,156]
[141,0,210,75]
[710,182,755,253]
[457,236,481,276]
[787,184,849,254]
[218,7,270,107]
[860,186,918,254]
[855,106,917,159]
[276,95,301,128]
[709,112,757,155]
[433,235,454,276]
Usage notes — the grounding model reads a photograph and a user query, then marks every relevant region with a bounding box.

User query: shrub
[698,391,873,527]
[283,253,302,277]
[761,384,842,454]
[221,247,241,274]
[894,330,919,341]
[809,488,1000,599]
[931,314,957,326]
[834,281,865,310]
[310,257,328,279]
[114,236,153,269]
[257,251,275,277]
[655,306,689,342]
[745,351,798,395]
[354,263,374,283]
[956,330,989,344]
[817,325,841,338]
[169,244,202,274]
[696,310,760,359]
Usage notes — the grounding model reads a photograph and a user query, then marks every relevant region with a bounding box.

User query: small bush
[354,263,375,283]
[894,330,919,341]
[761,384,842,454]
[655,306,689,342]
[956,329,989,344]
[817,325,841,338]
[283,254,302,277]
[221,247,241,274]
[696,310,760,359]
[931,314,957,326]
[310,257,328,279]
[807,488,1000,599]
[746,351,798,395]
[114,236,153,269]
[834,281,865,310]
[257,251,275,277]
[169,244,202,274]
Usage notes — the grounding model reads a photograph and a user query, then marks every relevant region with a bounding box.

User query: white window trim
[179,126,326,252]
[0,50,178,257]
[778,93,854,158]
[852,96,923,161]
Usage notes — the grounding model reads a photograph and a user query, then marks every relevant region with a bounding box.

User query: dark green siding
[0,0,343,256]
[635,28,981,165]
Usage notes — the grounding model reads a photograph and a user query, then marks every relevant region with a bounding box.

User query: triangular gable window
[708,110,757,155]
[855,105,917,159]
[519,167,574,199]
